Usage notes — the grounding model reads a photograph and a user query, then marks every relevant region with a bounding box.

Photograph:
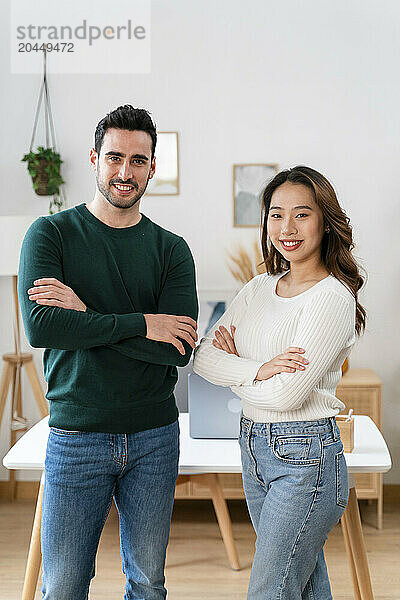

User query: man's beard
[96,173,151,209]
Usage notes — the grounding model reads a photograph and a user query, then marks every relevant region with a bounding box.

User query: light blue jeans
[239,416,348,600]
[41,420,180,600]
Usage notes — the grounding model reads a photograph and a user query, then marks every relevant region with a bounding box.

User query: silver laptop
[188,372,242,439]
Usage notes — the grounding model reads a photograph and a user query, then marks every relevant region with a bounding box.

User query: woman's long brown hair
[260,166,366,335]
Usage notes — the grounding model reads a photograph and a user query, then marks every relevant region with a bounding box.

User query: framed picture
[197,289,237,339]
[233,163,278,227]
[146,131,180,196]
[174,289,236,411]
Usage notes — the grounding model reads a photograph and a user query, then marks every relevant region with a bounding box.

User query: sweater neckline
[75,203,149,235]
[273,271,333,301]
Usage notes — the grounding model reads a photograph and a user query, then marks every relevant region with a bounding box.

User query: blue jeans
[41,420,180,600]
[239,416,348,600]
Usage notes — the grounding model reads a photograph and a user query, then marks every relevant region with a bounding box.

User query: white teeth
[114,184,133,191]
[281,240,302,247]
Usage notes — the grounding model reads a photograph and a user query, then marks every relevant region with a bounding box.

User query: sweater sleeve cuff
[112,313,147,341]
[242,361,265,386]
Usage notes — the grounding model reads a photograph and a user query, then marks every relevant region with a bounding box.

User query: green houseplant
[22,147,65,214]
[22,146,64,194]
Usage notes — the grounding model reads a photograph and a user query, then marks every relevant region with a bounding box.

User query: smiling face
[267,182,326,266]
[90,128,155,209]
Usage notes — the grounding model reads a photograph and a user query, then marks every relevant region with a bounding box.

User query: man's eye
[296,213,308,218]
[133,159,145,165]
[270,214,281,218]
[109,156,120,161]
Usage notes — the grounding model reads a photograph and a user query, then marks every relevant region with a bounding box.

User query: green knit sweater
[17,203,198,433]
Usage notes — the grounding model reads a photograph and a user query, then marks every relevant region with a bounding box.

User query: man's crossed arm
[18,218,198,367]
[27,277,197,356]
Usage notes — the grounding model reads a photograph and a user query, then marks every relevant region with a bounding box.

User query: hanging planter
[22,146,64,196]
[21,47,66,214]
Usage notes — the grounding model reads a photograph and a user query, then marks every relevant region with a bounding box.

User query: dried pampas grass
[226,239,266,284]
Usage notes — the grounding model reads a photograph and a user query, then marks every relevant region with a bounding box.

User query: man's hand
[28,278,87,312]
[144,314,198,355]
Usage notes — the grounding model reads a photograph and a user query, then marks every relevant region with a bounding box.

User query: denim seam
[308,570,316,600]
[246,426,267,491]
[304,576,315,600]
[278,437,324,599]
[86,482,116,583]
[335,450,348,508]
[110,435,128,468]
[101,483,116,532]
[310,576,316,600]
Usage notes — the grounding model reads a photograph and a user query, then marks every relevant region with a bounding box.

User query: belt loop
[267,422,272,446]
[248,419,254,440]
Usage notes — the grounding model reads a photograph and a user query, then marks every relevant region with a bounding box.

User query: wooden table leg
[9,428,17,502]
[341,513,362,600]
[199,473,240,571]
[341,486,374,600]
[377,475,383,530]
[0,361,13,428]
[22,471,44,600]
[9,364,18,501]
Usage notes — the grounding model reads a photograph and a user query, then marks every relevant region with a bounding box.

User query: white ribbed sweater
[193,271,357,423]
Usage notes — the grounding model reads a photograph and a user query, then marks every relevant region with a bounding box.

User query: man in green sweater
[18,105,198,600]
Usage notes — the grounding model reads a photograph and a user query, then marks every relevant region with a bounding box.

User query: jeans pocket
[335,449,349,508]
[272,434,321,465]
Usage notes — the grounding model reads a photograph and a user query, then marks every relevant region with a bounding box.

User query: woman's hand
[27,278,87,312]
[255,347,308,381]
[212,325,238,356]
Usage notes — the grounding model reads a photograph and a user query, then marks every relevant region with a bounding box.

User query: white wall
[1,0,399,483]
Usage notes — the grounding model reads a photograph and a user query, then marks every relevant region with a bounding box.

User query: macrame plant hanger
[30,46,66,212]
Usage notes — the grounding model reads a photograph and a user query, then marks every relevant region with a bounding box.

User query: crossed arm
[18,217,198,367]
[193,282,355,412]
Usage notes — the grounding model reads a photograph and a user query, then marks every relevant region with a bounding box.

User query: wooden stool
[0,352,48,500]
[0,276,48,500]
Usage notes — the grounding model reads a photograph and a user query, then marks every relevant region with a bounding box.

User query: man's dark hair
[94,105,157,158]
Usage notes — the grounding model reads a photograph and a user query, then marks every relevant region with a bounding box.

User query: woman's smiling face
[267,182,326,264]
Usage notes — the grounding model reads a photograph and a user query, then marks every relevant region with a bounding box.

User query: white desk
[5,413,390,473]
[3,414,392,600]
[179,414,391,474]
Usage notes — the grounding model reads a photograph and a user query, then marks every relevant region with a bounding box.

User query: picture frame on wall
[146,131,180,196]
[198,292,235,339]
[233,163,278,227]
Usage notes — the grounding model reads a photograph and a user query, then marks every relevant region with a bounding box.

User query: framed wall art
[146,131,180,196]
[233,163,278,227]
[174,289,236,411]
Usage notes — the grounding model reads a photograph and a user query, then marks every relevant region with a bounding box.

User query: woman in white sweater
[193,166,366,600]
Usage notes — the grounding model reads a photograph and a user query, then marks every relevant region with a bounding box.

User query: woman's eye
[269,213,309,218]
